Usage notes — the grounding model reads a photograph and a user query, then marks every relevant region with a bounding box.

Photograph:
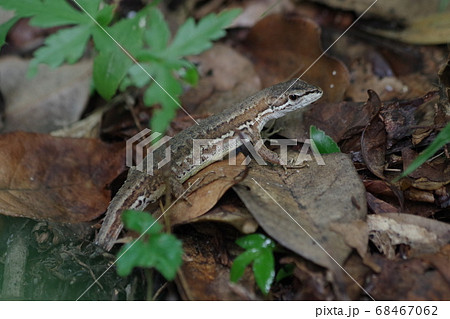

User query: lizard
[95,79,323,251]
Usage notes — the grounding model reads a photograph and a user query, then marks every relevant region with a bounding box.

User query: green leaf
[310,125,340,154]
[116,213,183,280]
[230,249,260,282]
[167,9,241,58]
[0,0,91,27]
[178,63,199,86]
[29,0,92,27]
[145,7,170,52]
[121,210,162,235]
[147,233,183,280]
[144,65,183,133]
[395,122,450,181]
[236,233,275,250]
[93,4,115,26]
[0,16,19,47]
[253,248,275,295]
[230,234,276,294]
[121,7,240,133]
[75,0,103,16]
[116,240,149,276]
[127,63,154,88]
[27,24,92,76]
[275,263,295,282]
[92,12,145,99]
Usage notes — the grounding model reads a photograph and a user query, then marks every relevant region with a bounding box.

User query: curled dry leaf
[360,90,385,179]
[401,148,450,190]
[0,132,125,223]
[381,91,439,147]
[233,153,367,274]
[368,213,450,259]
[366,192,399,214]
[0,57,91,133]
[159,153,247,227]
[185,204,258,235]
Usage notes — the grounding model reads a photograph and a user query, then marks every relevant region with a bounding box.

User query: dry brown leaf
[279,256,334,300]
[0,57,92,133]
[161,153,247,226]
[244,14,349,103]
[330,220,369,263]
[242,13,350,140]
[405,188,437,203]
[0,132,124,222]
[361,91,386,179]
[366,11,450,45]
[369,252,450,300]
[229,0,294,28]
[310,0,445,22]
[183,44,261,115]
[187,204,258,234]
[366,192,399,214]
[367,213,450,258]
[439,55,450,102]
[233,153,367,273]
[381,91,439,148]
[402,148,450,190]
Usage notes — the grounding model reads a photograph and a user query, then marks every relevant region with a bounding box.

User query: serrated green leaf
[27,24,91,76]
[94,4,115,26]
[143,65,182,133]
[75,0,102,15]
[0,0,105,28]
[145,7,170,52]
[127,63,154,88]
[121,210,162,235]
[310,125,340,154]
[0,16,19,48]
[395,122,450,181]
[166,8,241,58]
[143,66,182,105]
[230,249,260,282]
[0,0,52,19]
[253,248,275,295]
[93,49,134,99]
[92,13,145,99]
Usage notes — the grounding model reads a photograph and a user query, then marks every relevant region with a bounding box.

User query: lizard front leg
[239,131,306,168]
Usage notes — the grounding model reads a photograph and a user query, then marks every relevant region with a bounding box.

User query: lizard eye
[289,94,299,101]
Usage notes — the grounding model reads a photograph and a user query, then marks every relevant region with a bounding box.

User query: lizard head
[258,79,323,126]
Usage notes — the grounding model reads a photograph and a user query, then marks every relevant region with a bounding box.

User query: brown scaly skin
[96,79,323,251]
